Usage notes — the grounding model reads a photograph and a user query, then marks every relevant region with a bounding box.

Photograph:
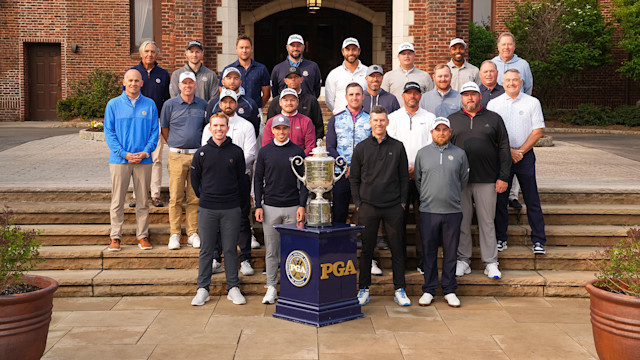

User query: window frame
[130,0,162,53]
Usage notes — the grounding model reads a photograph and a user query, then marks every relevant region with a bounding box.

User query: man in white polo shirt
[325,37,368,114]
[382,42,434,107]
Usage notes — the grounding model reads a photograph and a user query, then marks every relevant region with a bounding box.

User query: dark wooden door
[27,43,61,120]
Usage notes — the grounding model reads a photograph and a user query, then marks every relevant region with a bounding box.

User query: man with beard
[447,38,480,92]
[448,82,511,280]
[325,38,368,114]
[201,90,257,276]
[350,105,410,307]
[266,66,324,140]
[270,34,322,98]
[492,32,533,95]
[262,88,316,155]
[363,65,400,114]
[414,117,469,308]
[419,64,461,118]
[223,35,271,107]
[387,81,436,275]
[382,42,434,107]
[170,40,219,102]
[206,67,260,137]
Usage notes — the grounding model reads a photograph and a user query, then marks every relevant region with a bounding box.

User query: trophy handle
[333,156,348,183]
[290,155,306,183]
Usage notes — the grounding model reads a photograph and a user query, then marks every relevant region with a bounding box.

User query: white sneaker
[371,259,382,276]
[444,293,461,307]
[227,287,246,305]
[240,260,254,276]
[212,259,224,274]
[394,288,411,306]
[484,262,502,279]
[251,235,260,249]
[191,288,210,306]
[262,285,277,304]
[168,233,181,250]
[418,292,434,306]
[455,260,471,277]
[357,288,370,305]
[188,233,201,248]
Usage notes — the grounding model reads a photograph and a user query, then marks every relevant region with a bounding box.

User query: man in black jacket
[350,105,410,307]
[189,113,247,306]
[449,82,511,280]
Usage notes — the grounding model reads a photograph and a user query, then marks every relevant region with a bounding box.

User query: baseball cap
[398,42,415,54]
[271,115,291,128]
[287,34,304,45]
[280,88,298,99]
[220,89,238,102]
[449,38,467,48]
[460,82,481,94]
[403,81,421,93]
[179,72,197,83]
[186,40,203,50]
[342,37,360,49]
[285,66,302,77]
[222,67,241,79]
[432,117,451,130]
[366,65,384,76]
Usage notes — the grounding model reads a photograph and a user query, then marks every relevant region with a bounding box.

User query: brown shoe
[138,237,153,250]
[108,238,121,252]
[129,198,136,207]
[151,197,164,207]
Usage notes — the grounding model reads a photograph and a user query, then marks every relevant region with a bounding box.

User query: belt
[169,147,198,155]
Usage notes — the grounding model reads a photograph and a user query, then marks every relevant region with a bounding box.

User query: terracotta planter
[586,279,640,360]
[0,275,59,360]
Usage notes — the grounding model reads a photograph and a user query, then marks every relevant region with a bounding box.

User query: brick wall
[410,0,458,74]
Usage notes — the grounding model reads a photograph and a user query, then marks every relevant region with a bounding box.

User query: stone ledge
[79,129,105,141]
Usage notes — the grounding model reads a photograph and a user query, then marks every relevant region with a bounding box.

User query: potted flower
[0,208,58,360]
[586,228,640,360]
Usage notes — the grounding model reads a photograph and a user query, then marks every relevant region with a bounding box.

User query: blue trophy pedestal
[273,222,364,327]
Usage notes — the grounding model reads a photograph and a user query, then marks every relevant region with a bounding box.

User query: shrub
[0,209,43,293]
[613,105,640,127]
[562,104,640,126]
[593,228,640,298]
[57,69,121,120]
[468,22,496,68]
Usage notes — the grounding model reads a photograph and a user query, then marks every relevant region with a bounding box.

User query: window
[130,0,162,52]
[472,0,494,29]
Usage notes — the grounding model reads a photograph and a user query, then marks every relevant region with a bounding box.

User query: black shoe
[417,262,424,275]
[376,236,389,250]
[509,199,522,209]
[128,198,136,208]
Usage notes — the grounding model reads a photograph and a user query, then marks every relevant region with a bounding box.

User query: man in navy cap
[363,65,400,114]
[170,40,219,102]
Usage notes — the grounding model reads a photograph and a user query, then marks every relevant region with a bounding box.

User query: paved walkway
[44,295,596,360]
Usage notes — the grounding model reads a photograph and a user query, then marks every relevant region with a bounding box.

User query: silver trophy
[291,139,347,227]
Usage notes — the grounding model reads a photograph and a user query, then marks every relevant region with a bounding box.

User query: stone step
[27,269,594,298]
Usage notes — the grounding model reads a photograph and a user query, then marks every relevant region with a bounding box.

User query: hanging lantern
[307,0,321,13]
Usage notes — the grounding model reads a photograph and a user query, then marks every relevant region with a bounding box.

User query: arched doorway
[253,8,373,82]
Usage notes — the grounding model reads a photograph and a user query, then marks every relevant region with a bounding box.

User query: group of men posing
[104,31,546,308]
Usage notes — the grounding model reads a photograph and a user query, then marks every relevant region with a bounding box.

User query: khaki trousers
[132,127,164,199]
[168,152,198,236]
[110,163,152,239]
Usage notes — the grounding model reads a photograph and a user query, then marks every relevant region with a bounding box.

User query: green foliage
[563,103,640,126]
[0,209,43,293]
[615,0,640,80]
[468,22,496,67]
[594,229,640,297]
[56,69,122,120]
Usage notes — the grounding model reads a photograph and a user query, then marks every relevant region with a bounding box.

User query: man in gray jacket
[414,117,469,308]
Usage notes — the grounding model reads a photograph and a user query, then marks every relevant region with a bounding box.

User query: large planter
[0,275,59,360]
[586,279,640,360]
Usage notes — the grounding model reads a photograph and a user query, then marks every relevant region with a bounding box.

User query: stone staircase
[4,187,638,298]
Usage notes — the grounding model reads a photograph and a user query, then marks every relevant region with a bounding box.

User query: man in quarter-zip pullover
[363,65,400,114]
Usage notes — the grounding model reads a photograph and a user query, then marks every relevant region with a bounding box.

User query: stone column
[217,0,238,72]
[392,0,413,69]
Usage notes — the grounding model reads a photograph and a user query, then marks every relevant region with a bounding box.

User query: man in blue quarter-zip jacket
[326,82,371,223]
[104,69,159,252]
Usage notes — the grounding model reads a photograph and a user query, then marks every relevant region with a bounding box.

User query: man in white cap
[363,65,400,114]
[170,40,219,102]
[161,72,208,250]
[270,34,323,98]
[414,117,469,308]
[382,42,434,107]
[447,38,481,92]
[448,82,511,280]
[201,89,257,276]
[325,37,368,114]
[263,88,316,155]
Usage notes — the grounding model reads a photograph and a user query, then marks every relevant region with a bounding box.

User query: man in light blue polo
[419,64,461,118]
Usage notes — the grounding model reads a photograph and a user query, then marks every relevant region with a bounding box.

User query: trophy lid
[307,139,334,161]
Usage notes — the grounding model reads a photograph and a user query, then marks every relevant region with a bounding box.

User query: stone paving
[44,295,596,360]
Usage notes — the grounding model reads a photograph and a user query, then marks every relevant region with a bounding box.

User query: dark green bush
[468,22,496,68]
[613,105,640,127]
[563,103,640,127]
[57,69,121,120]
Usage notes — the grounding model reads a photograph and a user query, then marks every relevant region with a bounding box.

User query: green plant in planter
[593,228,640,297]
[0,209,44,295]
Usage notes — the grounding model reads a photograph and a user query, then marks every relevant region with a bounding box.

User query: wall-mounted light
[307,0,321,13]
[71,44,79,53]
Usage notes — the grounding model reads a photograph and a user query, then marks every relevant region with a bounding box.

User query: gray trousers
[510,176,520,201]
[262,204,298,287]
[197,206,241,291]
[458,183,498,265]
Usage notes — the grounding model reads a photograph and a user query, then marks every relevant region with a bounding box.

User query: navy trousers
[332,176,351,224]
[420,211,462,295]
[495,150,546,245]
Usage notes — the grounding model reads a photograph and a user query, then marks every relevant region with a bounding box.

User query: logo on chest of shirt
[202,77,208,82]
[448,155,454,161]
[156,78,161,84]
[238,108,245,115]
[142,111,147,116]
[484,123,490,127]
[229,158,234,164]
[303,71,309,77]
